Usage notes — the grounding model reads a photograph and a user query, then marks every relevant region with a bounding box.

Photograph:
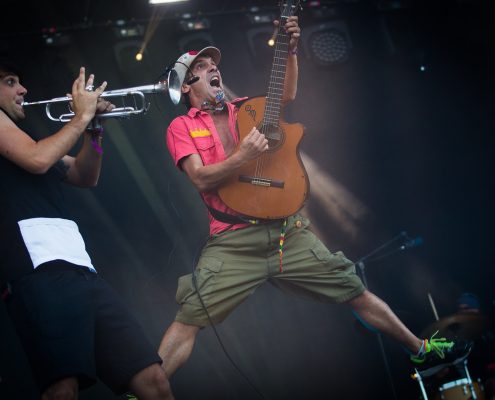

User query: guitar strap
[206,205,267,225]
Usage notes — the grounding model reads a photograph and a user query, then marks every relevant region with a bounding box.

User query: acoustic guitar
[218,0,309,220]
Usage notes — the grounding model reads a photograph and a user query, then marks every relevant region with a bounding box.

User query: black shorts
[4,261,161,394]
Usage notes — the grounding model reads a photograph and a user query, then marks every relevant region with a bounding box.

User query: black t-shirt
[0,120,72,283]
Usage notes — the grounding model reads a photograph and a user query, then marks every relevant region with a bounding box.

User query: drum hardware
[421,313,491,342]
[437,378,484,400]
[412,360,485,400]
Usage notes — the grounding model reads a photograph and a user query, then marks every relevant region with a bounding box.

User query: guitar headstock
[279,0,302,18]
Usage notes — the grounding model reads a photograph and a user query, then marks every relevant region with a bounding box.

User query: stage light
[179,19,210,31]
[303,21,352,66]
[113,20,144,39]
[246,26,275,56]
[246,6,276,25]
[149,0,188,4]
[113,40,149,78]
[42,32,72,47]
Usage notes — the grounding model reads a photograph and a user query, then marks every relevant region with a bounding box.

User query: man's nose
[18,84,27,96]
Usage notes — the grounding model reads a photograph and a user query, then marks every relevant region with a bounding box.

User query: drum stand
[356,231,422,400]
[413,359,479,400]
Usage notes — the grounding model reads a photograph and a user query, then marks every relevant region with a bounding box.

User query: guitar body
[218,96,309,219]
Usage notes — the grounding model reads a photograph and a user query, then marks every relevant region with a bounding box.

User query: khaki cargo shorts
[175,214,365,327]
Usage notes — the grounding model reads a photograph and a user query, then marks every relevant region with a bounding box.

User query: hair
[0,58,21,79]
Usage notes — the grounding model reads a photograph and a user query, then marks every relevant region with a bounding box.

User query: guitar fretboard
[264,15,291,129]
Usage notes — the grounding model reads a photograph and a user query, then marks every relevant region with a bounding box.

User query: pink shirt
[166,100,250,235]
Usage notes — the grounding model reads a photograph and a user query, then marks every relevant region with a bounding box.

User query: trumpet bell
[167,69,182,105]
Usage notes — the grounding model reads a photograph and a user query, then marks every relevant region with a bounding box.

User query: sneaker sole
[414,350,471,377]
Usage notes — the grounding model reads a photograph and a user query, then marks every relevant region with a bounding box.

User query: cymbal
[420,313,492,340]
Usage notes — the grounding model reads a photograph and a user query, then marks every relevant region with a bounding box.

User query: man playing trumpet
[0,60,174,400]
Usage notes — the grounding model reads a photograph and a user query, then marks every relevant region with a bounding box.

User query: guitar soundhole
[260,123,285,152]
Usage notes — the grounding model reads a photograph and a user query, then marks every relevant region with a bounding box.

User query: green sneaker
[411,331,473,376]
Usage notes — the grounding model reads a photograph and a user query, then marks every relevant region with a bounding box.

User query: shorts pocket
[198,256,223,273]
[311,242,355,272]
[310,240,332,263]
[175,257,224,305]
[176,274,194,305]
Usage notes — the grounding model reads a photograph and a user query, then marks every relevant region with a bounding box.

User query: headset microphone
[186,75,200,85]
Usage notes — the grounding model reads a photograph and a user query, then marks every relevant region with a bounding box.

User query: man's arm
[62,98,114,187]
[181,127,268,193]
[61,133,102,187]
[0,67,107,185]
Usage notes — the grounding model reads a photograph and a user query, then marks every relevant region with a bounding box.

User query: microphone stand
[355,231,416,400]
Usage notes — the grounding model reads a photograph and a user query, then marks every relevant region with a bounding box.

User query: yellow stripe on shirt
[190,129,212,138]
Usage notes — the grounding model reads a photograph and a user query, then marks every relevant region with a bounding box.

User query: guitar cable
[191,237,269,400]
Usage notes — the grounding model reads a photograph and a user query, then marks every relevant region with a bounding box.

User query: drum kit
[413,311,492,400]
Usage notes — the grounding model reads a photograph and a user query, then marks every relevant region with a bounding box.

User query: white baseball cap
[168,46,221,105]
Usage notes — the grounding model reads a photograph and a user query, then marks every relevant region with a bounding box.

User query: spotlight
[42,32,71,47]
[113,20,144,39]
[246,7,276,25]
[178,14,210,32]
[149,0,188,3]
[303,21,352,66]
[114,40,148,74]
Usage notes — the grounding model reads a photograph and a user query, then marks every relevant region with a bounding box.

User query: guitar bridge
[239,175,284,189]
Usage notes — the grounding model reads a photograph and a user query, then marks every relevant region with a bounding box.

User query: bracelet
[86,120,104,154]
[290,47,298,55]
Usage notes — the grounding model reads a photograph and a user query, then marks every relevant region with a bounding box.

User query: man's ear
[181,84,190,94]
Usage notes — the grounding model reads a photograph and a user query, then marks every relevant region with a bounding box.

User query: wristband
[290,47,298,55]
[86,120,104,154]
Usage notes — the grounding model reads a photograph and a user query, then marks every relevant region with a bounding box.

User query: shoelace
[426,330,454,359]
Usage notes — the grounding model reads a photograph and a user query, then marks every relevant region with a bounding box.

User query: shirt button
[295,220,302,228]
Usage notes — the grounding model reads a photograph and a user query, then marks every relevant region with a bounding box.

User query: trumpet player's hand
[95,97,115,114]
[68,67,107,123]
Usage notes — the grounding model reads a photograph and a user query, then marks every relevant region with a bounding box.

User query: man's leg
[158,321,201,378]
[129,364,174,400]
[41,377,78,400]
[347,289,422,354]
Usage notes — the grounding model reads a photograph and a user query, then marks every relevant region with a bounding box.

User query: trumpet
[22,82,168,122]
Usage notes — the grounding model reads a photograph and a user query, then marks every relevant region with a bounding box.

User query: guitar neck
[264,15,291,128]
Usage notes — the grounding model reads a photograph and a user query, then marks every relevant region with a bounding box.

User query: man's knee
[347,289,372,306]
[148,364,173,395]
[42,377,78,400]
[130,363,173,398]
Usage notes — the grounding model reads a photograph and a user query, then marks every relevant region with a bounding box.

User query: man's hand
[274,16,301,54]
[238,127,269,162]
[95,97,115,115]
[69,67,108,122]
[285,16,301,52]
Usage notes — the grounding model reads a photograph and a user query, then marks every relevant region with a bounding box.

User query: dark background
[1,0,494,399]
